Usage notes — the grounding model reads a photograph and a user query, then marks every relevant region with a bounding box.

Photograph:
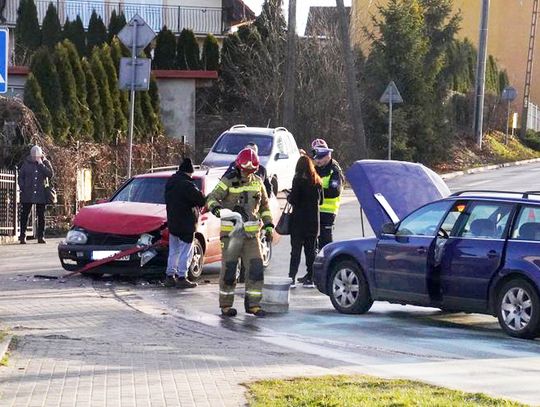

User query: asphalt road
[115,163,540,405]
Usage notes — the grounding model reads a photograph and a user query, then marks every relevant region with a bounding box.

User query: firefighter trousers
[219,235,264,310]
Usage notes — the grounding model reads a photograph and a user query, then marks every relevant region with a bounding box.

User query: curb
[440,157,540,180]
[0,333,12,363]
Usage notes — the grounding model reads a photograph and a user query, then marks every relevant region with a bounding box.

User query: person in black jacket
[288,156,323,288]
[164,158,206,289]
[225,142,273,196]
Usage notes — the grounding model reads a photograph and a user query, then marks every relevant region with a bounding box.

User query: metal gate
[0,168,34,238]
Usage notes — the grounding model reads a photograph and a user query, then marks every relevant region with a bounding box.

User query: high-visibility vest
[320,170,341,215]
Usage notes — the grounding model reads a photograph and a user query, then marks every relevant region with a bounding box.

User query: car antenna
[266,119,271,128]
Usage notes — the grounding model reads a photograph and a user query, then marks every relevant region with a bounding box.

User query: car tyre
[497,278,540,339]
[329,260,373,314]
[188,239,204,281]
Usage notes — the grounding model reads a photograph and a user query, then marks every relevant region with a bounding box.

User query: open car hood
[73,201,166,235]
[346,160,450,236]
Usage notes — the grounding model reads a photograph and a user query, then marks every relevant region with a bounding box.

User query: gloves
[264,225,274,242]
[211,206,222,218]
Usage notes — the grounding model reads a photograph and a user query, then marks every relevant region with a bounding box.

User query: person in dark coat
[224,142,273,196]
[18,145,54,244]
[164,158,206,289]
[288,155,323,288]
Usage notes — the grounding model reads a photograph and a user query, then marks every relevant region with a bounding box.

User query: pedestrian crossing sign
[0,29,8,94]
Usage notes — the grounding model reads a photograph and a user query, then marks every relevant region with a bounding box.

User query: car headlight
[66,229,88,245]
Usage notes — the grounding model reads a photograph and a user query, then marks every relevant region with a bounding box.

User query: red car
[58,167,281,279]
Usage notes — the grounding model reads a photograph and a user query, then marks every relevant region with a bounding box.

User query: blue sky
[243,0,352,35]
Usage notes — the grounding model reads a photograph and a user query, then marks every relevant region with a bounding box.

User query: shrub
[14,0,41,63]
[100,43,128,135]
[81,58,105,142]
[23,73,53,135]
[153,26,176,69]
[64,15,86,57]
[90,48,115,141]
[107,10,127,43]
[41,3,62,49]
[201,34,219,70]
[87,10,107,52]
[523,130,540,151]
[176,28,200,70]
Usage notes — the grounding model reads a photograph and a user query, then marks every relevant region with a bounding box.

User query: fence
[527,102,540,133]
[3,0,224,35]
[0,167,35,239]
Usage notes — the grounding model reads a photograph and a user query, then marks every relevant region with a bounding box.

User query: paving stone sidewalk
[0,241,349,407]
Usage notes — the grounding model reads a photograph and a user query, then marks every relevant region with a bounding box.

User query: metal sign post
[118,15,156,178]
[0,28,9,94]
[380,81,403,160]
[501,86,517,145]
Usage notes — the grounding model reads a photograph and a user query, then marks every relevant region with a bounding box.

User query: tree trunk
[335,0,367,159]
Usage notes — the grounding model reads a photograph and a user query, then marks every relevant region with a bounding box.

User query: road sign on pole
[118,15,156,179]
[380,81,403,160]
[0,29,9,94]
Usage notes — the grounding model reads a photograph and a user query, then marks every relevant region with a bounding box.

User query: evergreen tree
[87,10,107,52]
[153,26,176,69]
[30,47,68,141]
[201,34,219,70]
[108,10,127,43]
[254,0,286,41]
[100,43,128,134]
[149,74,160,115]
[110,37,130,119]
[134,93,146,139]
[63,39,93,138]
[23,73,53,135]
[15,0,41,62]
[41,3,62,49]
[90,48,115,141]
[176,29,200,70]
[54,42,82,138]
[64,15,86,57]
[82,58,105,142]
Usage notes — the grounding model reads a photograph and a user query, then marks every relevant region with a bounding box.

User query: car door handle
[416,247,427,254]
[487,250,499,258]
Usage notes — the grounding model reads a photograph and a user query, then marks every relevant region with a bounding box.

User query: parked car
[314,160,540,339]
[201,125,301,193]
[58,166,282,279]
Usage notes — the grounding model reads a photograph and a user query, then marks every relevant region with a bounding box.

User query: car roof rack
[229,124,247,130]
[451,190,540,199]
[273,127,288,133]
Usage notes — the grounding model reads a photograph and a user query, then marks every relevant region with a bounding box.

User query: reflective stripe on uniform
[220,290,235,296]
[260,210,272,218]
[246,291,262,297]
[320,197,341,214]
[207,199,218,209]
[244,221,260,233]
[229,185,260,193]
[221,220,235,232]
[216,181,228,191]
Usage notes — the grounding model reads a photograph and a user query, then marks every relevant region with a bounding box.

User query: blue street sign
[0,29,8,94]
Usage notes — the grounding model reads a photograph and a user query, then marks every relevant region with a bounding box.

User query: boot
[38,238,46,244]
[176,277,198,289]
[221,307,237,317]
[19,236,26,244]
[246,306,266,317]
[163,275,177,288]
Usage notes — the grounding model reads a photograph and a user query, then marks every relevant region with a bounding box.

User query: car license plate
[91,251,130,261]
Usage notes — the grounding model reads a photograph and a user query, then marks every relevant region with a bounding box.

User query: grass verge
[246,375,524,407]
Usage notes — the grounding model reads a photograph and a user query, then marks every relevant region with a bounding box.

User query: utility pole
[335,0,367,159]
[521,0,539,138]
[283,0,296,130]
[473,0,490,149]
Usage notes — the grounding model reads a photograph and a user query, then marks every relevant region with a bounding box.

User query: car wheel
[260,233,272,268]
[188,239,204,281]
[497,279,540,339]
[329,260,373,314]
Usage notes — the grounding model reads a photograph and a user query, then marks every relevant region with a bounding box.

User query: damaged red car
[58,167,281,279]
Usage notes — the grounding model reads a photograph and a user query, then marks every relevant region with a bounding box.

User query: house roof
[304,6,351,37]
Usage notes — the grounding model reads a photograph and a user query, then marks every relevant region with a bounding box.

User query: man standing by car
[311,139,344,252]
[225,142,273,196]
[18,145,54,244]
[164,158,206,289]
[206,148,274,317]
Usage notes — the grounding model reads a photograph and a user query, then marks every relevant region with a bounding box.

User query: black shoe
[221,307,237,317]
[37,238,46,244]
[303,279,315,288]
[246,307,266,317]
[176,277,198,289]
[19,237,26,244]
[297,275,308,284]
[163,275,177,288]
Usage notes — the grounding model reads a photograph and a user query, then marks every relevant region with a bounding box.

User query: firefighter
[206,148,274,317]
[310,138,344,252]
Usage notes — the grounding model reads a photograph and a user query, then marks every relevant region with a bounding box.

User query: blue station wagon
[313,160,540,339]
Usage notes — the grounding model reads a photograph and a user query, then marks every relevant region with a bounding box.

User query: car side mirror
[95,198,108,204]
[381,222,397,234]
[274,152,289,161]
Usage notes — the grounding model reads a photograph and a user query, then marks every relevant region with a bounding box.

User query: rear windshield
[112,177,202,204]
[212,133,273,156]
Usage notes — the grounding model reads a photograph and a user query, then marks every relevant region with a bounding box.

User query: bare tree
[283,0,297,130]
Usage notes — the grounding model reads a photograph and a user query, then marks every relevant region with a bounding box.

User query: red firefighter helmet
[235,148,259,174]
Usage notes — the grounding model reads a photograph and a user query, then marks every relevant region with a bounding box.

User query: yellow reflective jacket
[207,170,273,238]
